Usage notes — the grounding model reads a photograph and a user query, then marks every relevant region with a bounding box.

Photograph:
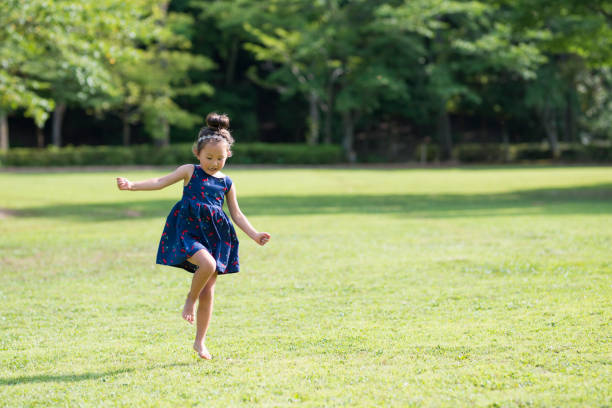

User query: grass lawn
[0,165,610,407]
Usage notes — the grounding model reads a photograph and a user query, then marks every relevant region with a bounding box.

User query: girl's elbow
[230,211,244,223]
[155,179,167,190]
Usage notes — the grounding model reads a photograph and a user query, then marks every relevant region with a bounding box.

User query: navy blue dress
[156,164,239,274]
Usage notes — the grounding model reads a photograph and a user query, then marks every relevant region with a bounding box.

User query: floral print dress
[156,164,239,274]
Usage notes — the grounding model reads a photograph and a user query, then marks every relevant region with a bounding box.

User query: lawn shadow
[5,183,612,221]
[0,362,190,386]
[10,199,173,221]
[240,183,612,217]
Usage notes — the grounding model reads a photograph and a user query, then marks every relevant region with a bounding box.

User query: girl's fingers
[116,177,131,190]
[258,234,270,245]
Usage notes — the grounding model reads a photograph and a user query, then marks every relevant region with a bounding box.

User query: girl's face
[197,141,229,175]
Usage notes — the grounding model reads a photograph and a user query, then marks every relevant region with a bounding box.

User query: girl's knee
[201,257,216,272]
[191,249,216,272]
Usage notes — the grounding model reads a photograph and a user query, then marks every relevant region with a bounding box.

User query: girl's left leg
[193,272,217,359]
[183,249,216,324]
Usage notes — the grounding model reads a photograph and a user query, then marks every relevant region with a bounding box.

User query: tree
[0,0,57,149]
[225,0,417,159]
[205,0,546,160]
[108,6,214,146]
[378,0,545,158]
[198,0,331,145]
[0,0,211,149]
[0,0,154,148]
[497,0,612,154]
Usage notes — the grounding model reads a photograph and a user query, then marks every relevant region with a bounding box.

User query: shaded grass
[5,182,612,221]
[0,166,611,407]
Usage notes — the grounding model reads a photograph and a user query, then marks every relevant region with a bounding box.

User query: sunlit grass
[1,166,611,407]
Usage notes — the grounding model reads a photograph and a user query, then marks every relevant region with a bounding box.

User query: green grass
[1,166,610,407]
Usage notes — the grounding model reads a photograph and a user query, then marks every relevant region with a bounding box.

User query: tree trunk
[564,90,576,143]
[323,111,333,144]
[0,112,8,151]
[155,1,170,148]
[501,121,509,161]
[122,107,131,146]
[226,37,239,86]
[307,91,320,145]
[155,118,170,147]
[501,120,510,162]
[544,119,560,159]
[420,141,428,164]
[37,127,44,148]
[436,100,452,160]
[323,82,335,144]
[541,105,560,159]
[342,110,356,163]
[52,103,66,147]
[538,98,561,158]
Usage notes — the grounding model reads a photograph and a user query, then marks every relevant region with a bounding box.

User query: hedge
[1,142,610,167]
[0,143,345,167]
[452,143,612,163]
[453,143,507,163]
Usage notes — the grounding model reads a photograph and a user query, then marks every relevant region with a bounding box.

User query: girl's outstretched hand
[253,232,271,246]
[116,177,133,191]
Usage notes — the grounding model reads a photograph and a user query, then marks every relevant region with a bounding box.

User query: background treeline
[1,0,611,163]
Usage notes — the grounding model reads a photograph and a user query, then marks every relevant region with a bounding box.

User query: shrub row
[0,143,345,167]
[415,143,612,163]
[1,142,610,167]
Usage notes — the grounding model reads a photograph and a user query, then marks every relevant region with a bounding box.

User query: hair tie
[198,134,216,142]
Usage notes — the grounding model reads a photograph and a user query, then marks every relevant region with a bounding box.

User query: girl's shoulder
[178,164,196,185]
[181,163,196,177]
[216,172,234,191]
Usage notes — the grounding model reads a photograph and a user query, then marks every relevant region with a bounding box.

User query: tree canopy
[1,0,610,159]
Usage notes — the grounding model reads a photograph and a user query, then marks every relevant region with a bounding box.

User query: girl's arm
[116,164,192,191]
[226,184,270,246]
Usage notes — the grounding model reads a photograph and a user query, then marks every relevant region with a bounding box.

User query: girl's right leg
[182,249,216,324]
[193,272,217,360]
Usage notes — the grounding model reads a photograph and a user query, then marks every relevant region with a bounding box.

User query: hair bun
[206,112,230,130]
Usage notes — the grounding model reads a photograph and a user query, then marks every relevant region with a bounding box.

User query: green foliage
[0,0,151,125]
[0,0,212,144]
[511,143,557,161]
[499,0,612,67]
[453,143,612,163]
[453,143,507,163]
[378,0,545,107]
[412,143,441,162]
[577,67,612,140]
[233,143,343,164]
[108,6,215,143]
[2,0,612,156]
[497,0,612,147]
[2,143,610,166]
[0,143,344,167]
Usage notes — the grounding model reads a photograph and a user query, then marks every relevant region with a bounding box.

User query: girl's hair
[192,113,235,156]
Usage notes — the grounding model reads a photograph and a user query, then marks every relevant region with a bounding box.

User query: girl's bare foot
[193,342,212,360]
[182,296,196,324]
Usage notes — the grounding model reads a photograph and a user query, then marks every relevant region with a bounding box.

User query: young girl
[116,113,270,360]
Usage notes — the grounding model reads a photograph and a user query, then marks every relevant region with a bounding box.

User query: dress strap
[225,176,233,194]
[193,164,202,176]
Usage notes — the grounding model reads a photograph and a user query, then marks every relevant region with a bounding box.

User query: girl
[116,113,270,360]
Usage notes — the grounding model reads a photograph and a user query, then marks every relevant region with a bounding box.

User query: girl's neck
[199,165,223,178]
